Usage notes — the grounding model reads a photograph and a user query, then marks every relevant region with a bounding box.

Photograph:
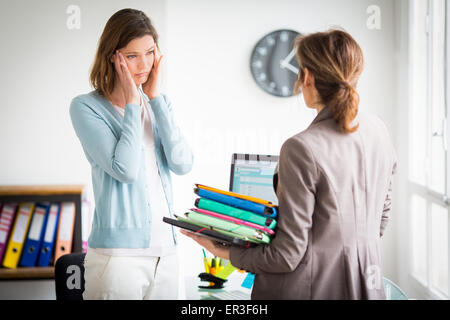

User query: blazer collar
[309,106,334,126]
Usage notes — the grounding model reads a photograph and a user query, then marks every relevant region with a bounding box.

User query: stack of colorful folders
[178,184,278,245]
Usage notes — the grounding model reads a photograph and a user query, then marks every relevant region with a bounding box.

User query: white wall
[0,0,401,298]
[166,0,399,284]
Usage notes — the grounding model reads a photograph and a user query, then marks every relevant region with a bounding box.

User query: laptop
[229,153,279,205]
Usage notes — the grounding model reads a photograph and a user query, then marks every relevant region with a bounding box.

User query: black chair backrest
[54,252,86,300]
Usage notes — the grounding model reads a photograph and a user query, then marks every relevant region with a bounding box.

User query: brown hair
[294,29,364,133]
[90,8,159,100]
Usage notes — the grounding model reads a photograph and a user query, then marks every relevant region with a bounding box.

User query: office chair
[54,252,86,300]
[384,277,408,300]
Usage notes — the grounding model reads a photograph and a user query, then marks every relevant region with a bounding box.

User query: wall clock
[250,29,301,97]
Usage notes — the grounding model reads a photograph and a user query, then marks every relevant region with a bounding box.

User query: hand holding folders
[164,183,279,247]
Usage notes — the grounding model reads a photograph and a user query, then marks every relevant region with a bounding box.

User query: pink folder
[0,203,18,264]
[190,207,275,236]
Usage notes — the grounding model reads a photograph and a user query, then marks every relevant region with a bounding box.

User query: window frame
[407,0,450,300]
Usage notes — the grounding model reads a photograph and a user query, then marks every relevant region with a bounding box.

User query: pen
[202,249,209,273]
[210,257,217,276]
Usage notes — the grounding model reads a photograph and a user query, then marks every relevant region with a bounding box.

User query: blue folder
[37,203,60,267]
[20,202,50,267]
[194,187,277,218]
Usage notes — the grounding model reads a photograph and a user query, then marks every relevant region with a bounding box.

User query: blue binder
[37,203,60,267]
[194,187,278,218]
[20,203,50,267]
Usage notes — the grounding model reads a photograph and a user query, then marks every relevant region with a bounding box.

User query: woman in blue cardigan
[70,8,193,299]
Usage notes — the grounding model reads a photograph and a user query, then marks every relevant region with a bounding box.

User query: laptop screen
[229,153,279,205]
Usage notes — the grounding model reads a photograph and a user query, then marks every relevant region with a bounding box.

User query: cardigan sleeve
[70,96,143,183]
[148,94,194,175]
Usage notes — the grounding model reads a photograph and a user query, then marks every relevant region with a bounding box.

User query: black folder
[163,216,254,248]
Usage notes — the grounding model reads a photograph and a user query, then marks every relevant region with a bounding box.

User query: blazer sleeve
[148,95,194,175]
[70,97,143,183]
[380,157,397,237]
[229,136,318,274]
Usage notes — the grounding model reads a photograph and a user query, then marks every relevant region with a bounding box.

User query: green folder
[195,198,277,229]
[176,215,269,244]
[186,211,271,244]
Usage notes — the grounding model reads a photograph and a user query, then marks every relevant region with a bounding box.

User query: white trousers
[82,249,179,300]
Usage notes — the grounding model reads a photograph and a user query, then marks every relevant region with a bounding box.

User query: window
[408,0,449,299]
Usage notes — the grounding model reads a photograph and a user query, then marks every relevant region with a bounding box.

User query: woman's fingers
[179,229,230,260]
[180,229,197,240]
[114,50,140,105]
[180,229,203,244]
[153,46,163,70]
[153,45,159,64]
[114,50,130,87]
[116,51,134,86]
[113,51,123,77]
[117,51,128,73]
[142,46,162,99]
[114,50,128,76]
[180,230,217,251]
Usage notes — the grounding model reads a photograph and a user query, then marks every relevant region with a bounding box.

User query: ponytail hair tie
[341,80,352,87]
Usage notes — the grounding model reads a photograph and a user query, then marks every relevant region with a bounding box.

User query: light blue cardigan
[69,89,193,248]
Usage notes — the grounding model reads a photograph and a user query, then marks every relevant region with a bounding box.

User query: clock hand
[280,60,299,74]
[281,48,297,65]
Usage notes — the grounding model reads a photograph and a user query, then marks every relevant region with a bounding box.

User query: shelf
[0,267,54,280]
[0,184,85,281]
[0,185,84,196]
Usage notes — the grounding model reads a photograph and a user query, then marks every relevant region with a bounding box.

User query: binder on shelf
[37,203,60,267]
[19,202,50,267]
[54,202,76,263]
[0,203,18,264]
[2,202,35,269]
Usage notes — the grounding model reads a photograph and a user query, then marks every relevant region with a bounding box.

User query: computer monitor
[229,153,279,205]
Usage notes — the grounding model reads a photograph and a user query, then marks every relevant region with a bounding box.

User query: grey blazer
[230,106,397,300]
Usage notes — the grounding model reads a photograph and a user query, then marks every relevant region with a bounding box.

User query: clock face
[250,29,301,97]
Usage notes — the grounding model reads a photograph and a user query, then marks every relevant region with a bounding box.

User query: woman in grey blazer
[182,29,397,300]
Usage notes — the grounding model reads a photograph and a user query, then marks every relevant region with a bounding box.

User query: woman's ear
[303,67,315,87]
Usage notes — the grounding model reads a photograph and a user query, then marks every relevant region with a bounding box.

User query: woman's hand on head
[180,229,230,260]
[113,50,141,106]
[142,45,163,100]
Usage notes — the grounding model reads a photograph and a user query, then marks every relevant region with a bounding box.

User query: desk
[185,272,252,300]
